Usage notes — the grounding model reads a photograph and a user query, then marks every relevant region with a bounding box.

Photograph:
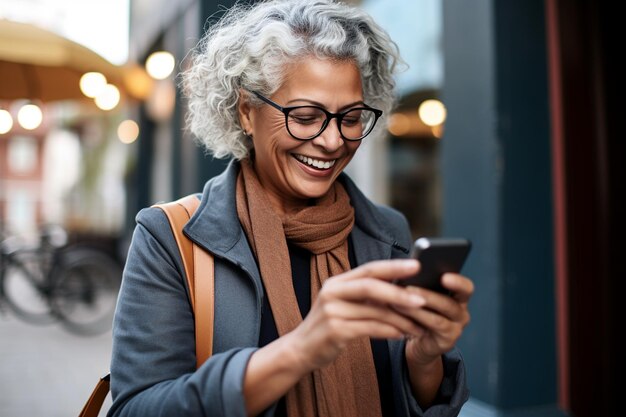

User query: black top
[258,239,396,417]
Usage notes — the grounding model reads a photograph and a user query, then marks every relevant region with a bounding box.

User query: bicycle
[0,225,123,336]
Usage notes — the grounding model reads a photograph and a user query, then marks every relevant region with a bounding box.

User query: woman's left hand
[397,273,474,365]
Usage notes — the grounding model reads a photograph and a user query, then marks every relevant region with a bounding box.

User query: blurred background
[0,0,621,416]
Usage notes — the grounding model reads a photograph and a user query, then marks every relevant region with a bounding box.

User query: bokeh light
[418,99,447,127]
[94,84,121,110]
[145,51,175,80]
[0,109,13,134]
[117,119,139,144]
[17,104,43,130]
[80,72,107,98]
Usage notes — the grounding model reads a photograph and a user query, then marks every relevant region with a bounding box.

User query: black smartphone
[396,237,472,294]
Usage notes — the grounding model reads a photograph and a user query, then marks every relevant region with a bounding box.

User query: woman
[108,1,473,416]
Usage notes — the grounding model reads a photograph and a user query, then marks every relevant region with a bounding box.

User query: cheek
[258,119,302,155]
[331,141,361,177]
[344,141,361,161]
[267,116,286,138]
[254,109,286,139]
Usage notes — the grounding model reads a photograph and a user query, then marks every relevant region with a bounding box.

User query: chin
[295,182,333,200]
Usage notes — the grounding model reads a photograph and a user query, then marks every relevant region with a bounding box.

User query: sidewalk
[0,311,112,417]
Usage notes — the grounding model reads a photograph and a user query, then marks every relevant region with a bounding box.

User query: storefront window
[361,0,444,239]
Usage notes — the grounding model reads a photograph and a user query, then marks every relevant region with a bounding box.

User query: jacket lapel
[183,161,262,287]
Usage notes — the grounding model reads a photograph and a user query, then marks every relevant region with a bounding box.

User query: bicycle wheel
[50,247,122,336]
[1,251,57,325]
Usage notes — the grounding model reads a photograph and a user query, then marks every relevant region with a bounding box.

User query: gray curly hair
[182,0,403,160]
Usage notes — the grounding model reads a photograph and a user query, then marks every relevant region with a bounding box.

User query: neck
[248,161,315,217]
[262,187,313,217]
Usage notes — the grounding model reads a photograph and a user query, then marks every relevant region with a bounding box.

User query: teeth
[294,154,336,170]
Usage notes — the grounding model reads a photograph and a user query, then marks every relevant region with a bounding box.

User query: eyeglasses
[251,91,383,141]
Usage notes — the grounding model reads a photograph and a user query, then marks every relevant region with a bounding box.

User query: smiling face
[238,58,363,215]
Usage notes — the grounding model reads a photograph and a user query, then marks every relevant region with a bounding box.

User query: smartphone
[396,237,472,294]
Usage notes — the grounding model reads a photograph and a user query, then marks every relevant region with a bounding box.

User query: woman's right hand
[288,259,425,371]
[244,259,425,415]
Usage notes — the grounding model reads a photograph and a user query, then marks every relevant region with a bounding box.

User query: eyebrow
[286,98,366,112]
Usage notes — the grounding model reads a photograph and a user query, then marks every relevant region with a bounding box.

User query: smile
[293,154,337,170]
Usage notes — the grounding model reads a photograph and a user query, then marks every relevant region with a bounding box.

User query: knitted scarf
[235,159,381,417]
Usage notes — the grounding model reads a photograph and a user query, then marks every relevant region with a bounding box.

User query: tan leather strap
[156,196,201,310]
[155,194,215,366]
[78,374,110,417]
[78,194,214,417]
[193,243,215,366]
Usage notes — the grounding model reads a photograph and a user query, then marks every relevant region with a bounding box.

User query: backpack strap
[154,194,215,367]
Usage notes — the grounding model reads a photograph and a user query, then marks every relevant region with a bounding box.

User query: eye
[342,117,360,126]
[288,108,325,125]
[289,115,318,124]
[342,110,363,126]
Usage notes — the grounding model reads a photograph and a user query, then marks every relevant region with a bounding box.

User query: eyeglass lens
[286,106,377,140]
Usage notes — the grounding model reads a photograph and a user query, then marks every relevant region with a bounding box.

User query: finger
[401,307,460,340]
[325,299,424,336]
[397,301,470,334]
[405,286,466,322]
[441,273,474,303]
[396,290,470,332]
[322,277,425,310]
[340,319,409,340]
[334,259,419,283]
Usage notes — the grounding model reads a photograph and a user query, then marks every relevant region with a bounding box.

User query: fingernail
[409,294,425,306]
[401,259,418,268]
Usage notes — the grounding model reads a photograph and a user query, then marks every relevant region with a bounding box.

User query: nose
[311,118,343,152]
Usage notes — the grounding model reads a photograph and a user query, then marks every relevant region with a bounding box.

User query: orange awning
[0,19,150,102]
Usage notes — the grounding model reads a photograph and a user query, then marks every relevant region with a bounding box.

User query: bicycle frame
[1,229,123,335]
[0,242,59,324]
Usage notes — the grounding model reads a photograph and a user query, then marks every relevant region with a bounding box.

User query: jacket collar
[184,160,244,257]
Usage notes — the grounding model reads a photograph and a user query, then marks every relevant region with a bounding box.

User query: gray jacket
[108,161,469,417]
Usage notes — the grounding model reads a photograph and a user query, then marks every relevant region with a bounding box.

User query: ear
[238,89,254,136]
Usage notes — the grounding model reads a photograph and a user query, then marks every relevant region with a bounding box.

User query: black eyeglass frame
[250,91,383,141]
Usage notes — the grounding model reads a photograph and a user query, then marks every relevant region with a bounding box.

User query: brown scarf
[236,159,382,417]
